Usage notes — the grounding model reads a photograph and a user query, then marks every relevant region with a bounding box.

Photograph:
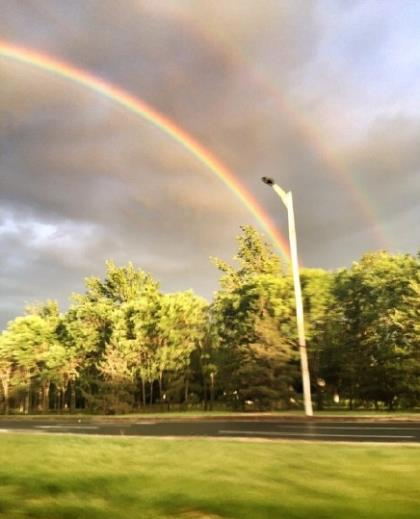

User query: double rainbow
[159,7,390,250]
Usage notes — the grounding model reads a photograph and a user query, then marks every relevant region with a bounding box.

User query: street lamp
[261,177,313,416]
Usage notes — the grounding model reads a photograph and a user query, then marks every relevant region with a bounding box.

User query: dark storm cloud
[1,0,419,326]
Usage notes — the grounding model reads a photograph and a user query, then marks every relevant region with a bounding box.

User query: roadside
[1,410,419,423]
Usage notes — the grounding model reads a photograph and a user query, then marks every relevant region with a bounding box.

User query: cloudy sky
[1,0,419,326]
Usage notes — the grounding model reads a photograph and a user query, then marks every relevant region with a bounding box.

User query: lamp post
[261,177,313,416]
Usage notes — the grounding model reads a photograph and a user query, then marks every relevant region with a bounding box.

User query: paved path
[0,418,419,442]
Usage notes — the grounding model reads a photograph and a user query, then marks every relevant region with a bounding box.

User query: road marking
[34,425,99,430]
[276,425,419,431]
[218,430,415,439]
[134,421,157,425]
[271,421,420,426]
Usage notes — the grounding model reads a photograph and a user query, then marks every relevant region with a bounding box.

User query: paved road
[0,418,419,442]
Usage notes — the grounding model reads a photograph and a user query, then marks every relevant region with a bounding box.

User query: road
[0,418,419,442]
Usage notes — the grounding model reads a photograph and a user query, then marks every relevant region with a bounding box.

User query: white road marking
[134,421,157,425]
[276,425,419,431]
[273,421,419,426]
[218,430,415,439]
[34,425,99,430]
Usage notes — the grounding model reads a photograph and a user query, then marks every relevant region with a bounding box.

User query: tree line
[0,226,418,414]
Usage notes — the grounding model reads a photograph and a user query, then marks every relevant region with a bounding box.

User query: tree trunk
[149,381,154,406]
[25,380,31,415]
[210,373,215,411]
[203,374,208,411]
[141,379,146,408]
[159,372,163,402]
[70,381,76,413]
[59,388,65,412]
[37,387,43,412]
[387,397,395,411]
[316,388,324,411]
[42,381,50,413]
[0,375,10,415]
[2,383,9,415]
[184,377,189,405]
[54,388,59,412]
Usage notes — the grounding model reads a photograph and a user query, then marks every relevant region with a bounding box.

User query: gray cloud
[1,0,419,326]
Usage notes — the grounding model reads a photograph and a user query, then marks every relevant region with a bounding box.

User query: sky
[1,0,419,327]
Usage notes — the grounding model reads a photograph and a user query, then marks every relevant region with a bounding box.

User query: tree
[67,261,160,412]
[96,307,138,413]
[331,252,419,409]
[212,227,297,409]
[1,245,418,414]
[0,331,13,414]
[388,271,420,406]
[25,301,75,412]
[63,294,113,411]
[2,314,52,413]
[125,294,161,408]
[300,268,335,409]
[157,291,208,404]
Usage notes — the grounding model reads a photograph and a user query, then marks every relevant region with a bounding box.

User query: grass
[2,409,419,422]
[0,435,419,518]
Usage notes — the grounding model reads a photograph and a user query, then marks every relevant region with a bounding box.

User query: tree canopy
[1,229,418,414]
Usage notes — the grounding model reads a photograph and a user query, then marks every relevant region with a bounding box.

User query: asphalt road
[0,418,419,442]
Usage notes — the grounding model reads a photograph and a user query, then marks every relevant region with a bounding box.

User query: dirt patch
[174,511,225,519]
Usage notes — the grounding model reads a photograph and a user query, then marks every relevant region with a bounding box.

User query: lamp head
[261,176,275,186]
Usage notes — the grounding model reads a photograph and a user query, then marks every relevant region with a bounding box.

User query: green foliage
[212,228,296,409]
[0,301,75,413]
[329,252,419,409]
[300,268,335,409]
[157,291,207,403]
[0,228,418,414]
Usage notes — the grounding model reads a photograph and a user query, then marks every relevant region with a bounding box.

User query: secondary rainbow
[0,41,290,258]
[160,9,390,249]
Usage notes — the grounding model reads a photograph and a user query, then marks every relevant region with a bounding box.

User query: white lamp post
[261,177,313,416]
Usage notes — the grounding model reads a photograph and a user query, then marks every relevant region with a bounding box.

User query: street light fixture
[261,177,313,416]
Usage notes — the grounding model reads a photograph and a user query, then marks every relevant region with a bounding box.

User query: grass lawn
[3,409,419,421]
[0,435,418,519]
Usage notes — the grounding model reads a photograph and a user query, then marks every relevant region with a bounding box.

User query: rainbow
[241,65,391,249]
[0,41,291,258]
[158,8,391,249]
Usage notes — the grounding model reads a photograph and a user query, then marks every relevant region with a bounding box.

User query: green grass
[0,435,419,519]
[2,409,419,422]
